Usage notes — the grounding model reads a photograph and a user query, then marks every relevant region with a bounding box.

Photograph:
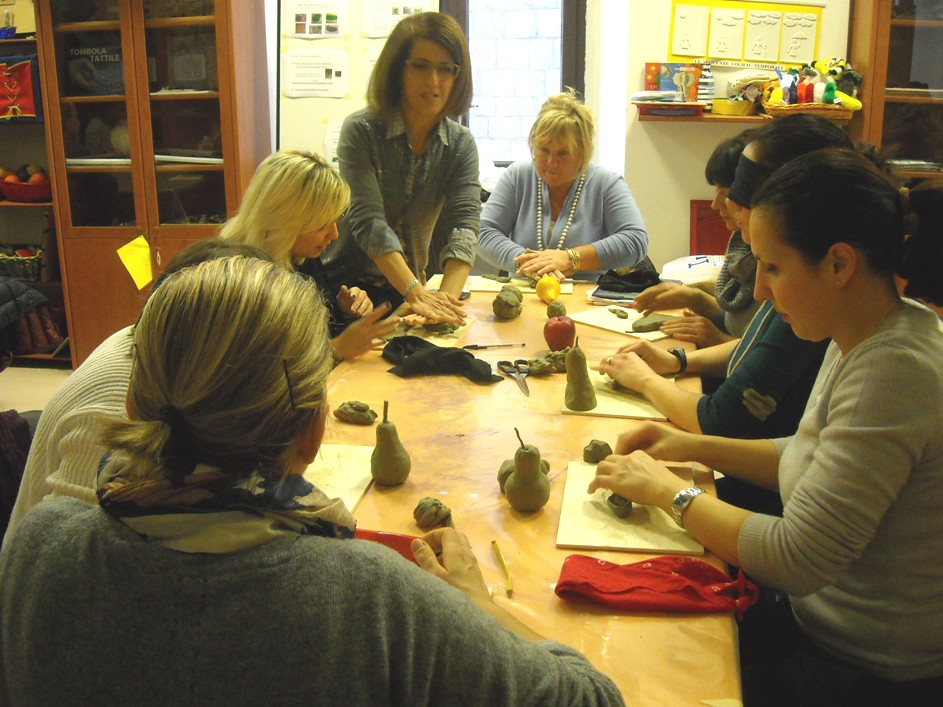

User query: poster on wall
[671,5,710,57]
[282,49,349,98]
[363,0,432,38]
[779,11,818,62]
[707,7,745,59]
[745,10,781,62]
[284,0,349,39]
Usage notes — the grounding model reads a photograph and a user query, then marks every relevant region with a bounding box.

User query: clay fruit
[504,428,551,513]
[544,315,576,351]
[564,338,597,411]
[370,400,411,486]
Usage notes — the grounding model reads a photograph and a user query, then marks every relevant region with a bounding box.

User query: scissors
[497,359,530,397]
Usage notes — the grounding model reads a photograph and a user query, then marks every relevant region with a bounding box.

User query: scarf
[714,231,757,313]
[98,460,356,553]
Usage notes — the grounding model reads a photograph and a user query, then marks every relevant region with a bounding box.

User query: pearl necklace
[536,172,586,251]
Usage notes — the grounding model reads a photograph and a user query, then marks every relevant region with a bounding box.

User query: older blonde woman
[220,149,398,360]
[477,90,648,281]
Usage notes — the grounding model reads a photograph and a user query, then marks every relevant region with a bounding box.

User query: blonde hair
[101,256,333,481]
[367,12,473,121]
[528,89,595,173]
[219,150,350,268]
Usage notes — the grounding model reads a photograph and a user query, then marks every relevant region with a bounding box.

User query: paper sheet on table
[304,444,373,512]
[568,306,668,341]
[385,318,474,348]
[562,376,668,421]
[426,273,573,295]
[117,236,153,290]
[557,461,704,555]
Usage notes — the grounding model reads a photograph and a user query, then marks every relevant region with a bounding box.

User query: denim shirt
[321,107,480,290]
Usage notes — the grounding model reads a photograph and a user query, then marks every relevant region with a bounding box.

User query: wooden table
[324,283,741,706]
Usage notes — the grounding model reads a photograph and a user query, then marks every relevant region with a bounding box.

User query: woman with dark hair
[633,128,761,348]
[321,12,478,324]
[590,149,943,706]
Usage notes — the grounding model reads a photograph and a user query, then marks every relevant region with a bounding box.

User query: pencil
[491,539,513,597]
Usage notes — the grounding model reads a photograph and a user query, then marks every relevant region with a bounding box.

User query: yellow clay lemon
[535,275,561,304]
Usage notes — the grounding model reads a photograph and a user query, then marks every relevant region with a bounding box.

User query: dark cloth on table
[382,336,502,385]
[595,256,660,294]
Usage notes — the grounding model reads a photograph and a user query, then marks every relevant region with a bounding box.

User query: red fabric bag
[0,54,44,123]
[555,553,760,618]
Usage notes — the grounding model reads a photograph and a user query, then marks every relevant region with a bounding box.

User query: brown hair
[367,12,472,121]
[528,88,595,173]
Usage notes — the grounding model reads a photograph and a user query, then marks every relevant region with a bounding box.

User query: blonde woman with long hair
[221,149,398,359]
[1,257,625,705]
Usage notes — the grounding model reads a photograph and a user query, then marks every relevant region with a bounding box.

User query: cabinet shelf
[144,16,216,29]
[60,95,126,104]
[150,90,220,101]
[0,200,54,208]
[890,18,943,28]
[637,112,767,124]
[53,21,122,33]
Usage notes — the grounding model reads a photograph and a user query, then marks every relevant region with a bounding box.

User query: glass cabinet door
[48,0,144,229]
[138,0,227,227]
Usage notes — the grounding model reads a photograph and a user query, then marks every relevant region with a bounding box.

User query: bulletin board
[669,0,823,66]
[276,0,437,161]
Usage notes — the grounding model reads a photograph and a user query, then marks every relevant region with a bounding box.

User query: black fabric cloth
[295,258,352,339]
[0,409,33,537]
[595,256,661,293]
[382,336,502,385]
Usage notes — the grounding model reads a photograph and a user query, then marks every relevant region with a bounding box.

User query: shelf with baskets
[1,33,71,365]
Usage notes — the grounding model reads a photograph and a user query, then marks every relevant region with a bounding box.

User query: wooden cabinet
[849,0,943,181]
[35,0,269,365]
[1,34,71,364]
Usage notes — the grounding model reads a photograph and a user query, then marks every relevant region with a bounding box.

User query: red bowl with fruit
[0,179,52,203]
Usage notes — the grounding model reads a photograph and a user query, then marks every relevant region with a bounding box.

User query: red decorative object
[0,54,43,124]
[0,180,52,203]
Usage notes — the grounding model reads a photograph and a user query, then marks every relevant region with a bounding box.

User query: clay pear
[498,456,549,492]
[504,428,551,512]
[370,400,411,486]
[564,338,597,411]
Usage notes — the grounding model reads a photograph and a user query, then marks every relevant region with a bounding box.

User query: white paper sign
[282,49,349,98]
[708,8,746,59]
[779,12,817,62]
[671,4,710,57]
[284,0,348,39]
[745,10,782,63]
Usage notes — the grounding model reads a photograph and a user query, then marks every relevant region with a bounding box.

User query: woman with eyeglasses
[476,89,648,282]
[320,12,478,325]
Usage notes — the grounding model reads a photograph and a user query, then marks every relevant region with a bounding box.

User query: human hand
[659,311,731,348]
[588,449,687,508]
[514,249,569,280]
[329,302,398,360]
[412,527,491,603]
[336,285,373,318]
[68,57,99,92]
[611,422,697,463]
[632,282,698,313]
[596,351,662,394]
[406,287,466,325]
[607,340,678,376]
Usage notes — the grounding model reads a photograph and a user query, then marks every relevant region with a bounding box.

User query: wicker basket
[760,100,854,123]
[0,250,42,281]
[0,179,52,203]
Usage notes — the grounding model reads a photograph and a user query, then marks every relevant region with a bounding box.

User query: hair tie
[899,186,911,214]
[157,404,200,481]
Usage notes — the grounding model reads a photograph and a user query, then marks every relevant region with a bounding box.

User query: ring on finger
[607,357,614,365]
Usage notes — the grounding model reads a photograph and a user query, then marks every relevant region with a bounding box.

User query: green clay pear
[504,428,551,512]
[564,338,597,411]
[370,400,411,486]
[498,456,549,492]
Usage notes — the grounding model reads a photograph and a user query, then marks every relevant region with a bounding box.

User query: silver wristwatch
[669,487,705,528]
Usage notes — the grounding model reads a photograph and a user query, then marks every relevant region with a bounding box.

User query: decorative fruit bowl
[0,180,52,203]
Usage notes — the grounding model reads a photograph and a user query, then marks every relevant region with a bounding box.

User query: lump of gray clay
[632,313,679,332]
[333,400,378,425]
[492,289,523,320]
[422,321,459,334]
[582,439,613,463]
[607,493,633,518]
[413,497,454,528]
[608,307,629,319]
[547,300,567,318]
[482,273,512,283]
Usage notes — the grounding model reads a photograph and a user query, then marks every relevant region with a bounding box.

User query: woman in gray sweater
[590,150,943,706]
[0,256,622,707]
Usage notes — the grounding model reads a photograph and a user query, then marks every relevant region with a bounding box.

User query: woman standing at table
[591,150,943,706]
[220,149,398,361]
[476,89,648,281]
[0,256,625,706]
[321,12,477,324]
[632,129,762,348]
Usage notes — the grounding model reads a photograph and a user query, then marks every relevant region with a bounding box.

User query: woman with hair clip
[476,89,648,281]
[0,257,624,706]
[321,12,478,324]
[590,149,943,706]
[632,129,762,348]
[220,149,399,361]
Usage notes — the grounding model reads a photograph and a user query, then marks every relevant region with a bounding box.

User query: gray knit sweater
[738,301,943,681]
[1,498,624,706]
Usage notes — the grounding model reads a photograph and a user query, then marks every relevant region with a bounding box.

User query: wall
[619,0,851,268]
[5,0,36,33]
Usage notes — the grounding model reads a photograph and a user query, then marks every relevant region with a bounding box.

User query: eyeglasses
[405,59,461,79]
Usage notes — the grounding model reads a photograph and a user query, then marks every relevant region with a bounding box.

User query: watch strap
[668,346,688,375]
[670,487,705,528]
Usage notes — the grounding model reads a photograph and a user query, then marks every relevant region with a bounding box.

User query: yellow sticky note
[117,236,153,290]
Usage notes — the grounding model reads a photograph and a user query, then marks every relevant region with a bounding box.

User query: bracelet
[403,278,420,297]
[668,346,687,375]
[566,248,581,273]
